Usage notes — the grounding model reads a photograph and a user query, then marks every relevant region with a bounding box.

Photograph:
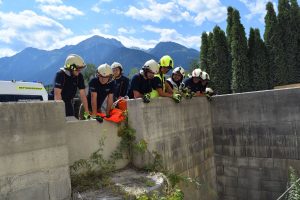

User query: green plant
[70,137,117,192]
[285,167,300,200]
[134,139,148,153]
[136,188,184,200]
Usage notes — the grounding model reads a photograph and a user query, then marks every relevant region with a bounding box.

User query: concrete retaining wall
[0,101,128,200]
[66,118,129,169]
[212,88,300,200]
[2,88,300,200]
[128,98,217,200]
[0,101,70,200]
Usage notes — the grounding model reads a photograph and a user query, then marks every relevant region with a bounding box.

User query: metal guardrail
[276,178,300,200]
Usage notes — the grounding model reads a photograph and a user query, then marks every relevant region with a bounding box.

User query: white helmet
[192,68,202,78]
[143,59,159,74]
[64,54,86,70]
[173,66,185,77]
[97,63,113,77]
[205,87,214,95]
[200,71,210,80]
[111,62,123,70]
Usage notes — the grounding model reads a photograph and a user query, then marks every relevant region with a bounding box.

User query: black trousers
[64,100,74,117]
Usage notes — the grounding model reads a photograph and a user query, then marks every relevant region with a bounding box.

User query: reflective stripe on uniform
[150,73,165,98]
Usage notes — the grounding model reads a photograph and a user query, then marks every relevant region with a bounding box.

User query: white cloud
[118,27,136,34]
[0,0,2,5]
[177,0,227,25]
[103,24,111,33]
[91,4,101,13]
[111,8,123,14]
[239,0,276,23]
[143,25,200,49]
[0,10,72,50]
[0,48,17,57]
[91,0,113,13]
[125,0,192,23]
[35,0,62,4]
[39,5,84,20]
[124,0,226,25]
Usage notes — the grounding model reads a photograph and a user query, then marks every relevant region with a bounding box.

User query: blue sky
[0,0,297,58]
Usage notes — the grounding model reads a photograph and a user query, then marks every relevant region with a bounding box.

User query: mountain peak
[78,35,124,48]
[154,41,187,50]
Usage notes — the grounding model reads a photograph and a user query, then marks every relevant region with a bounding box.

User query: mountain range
[0,35,199,84]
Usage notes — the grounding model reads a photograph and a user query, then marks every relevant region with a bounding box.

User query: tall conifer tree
[206,32,214,75]
[210,26,231,94]
[248,28,269,90]
[226,7,234,54]
[289,0,300,82]
[200,32,209,71]
[264,2,278,88]
[231,9,251,92]
[276,0,293,84]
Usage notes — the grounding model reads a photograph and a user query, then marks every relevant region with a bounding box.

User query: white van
[0,80,48,102]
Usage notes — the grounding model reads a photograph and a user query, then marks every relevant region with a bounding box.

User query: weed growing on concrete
[70,137,116,192]
[282,166,300,200]
[117,114,149,159]
[136,188,184,200]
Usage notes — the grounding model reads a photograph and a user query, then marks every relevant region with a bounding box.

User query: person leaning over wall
[49,54,90,118]
[87,64,114,118]
[150,55,182,103]
[127,59,159,103]
[182,68,212,100]
[111,62,129,101]
[165,66,185,94]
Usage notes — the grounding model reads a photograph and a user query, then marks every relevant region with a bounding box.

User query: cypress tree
[231,9,251,93]
[210,26,231,94]
[200,32,209,71]
[264,2,278,88]
[248,28,269,91]
[226,6,234,88]
[206,32,214,75]
[226,7,234,54]
[276,0,293,85]
[289,0,300,82]
[248,28,255,90]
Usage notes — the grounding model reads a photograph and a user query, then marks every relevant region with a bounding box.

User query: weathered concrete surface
[66,118,129,169]
[128,97,217,200]
[212,88,300,200]
[2,88,300,200]
[0,101,71,200]
[0,101,128,200]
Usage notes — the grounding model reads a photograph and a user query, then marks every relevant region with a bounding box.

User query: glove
[83,112,91,120]
[185,92,193,99]
[205,93,212,101]
[172,93,182,103]
[92,115,103,123]
[143,93,151,103]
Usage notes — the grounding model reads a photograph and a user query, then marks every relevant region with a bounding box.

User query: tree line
[200,0,300,94]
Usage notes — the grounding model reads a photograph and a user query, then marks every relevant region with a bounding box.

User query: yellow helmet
[159,55,173,69]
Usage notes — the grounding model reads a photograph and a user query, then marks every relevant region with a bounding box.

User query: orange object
[117,99,127,111]
[97,108,126,123]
